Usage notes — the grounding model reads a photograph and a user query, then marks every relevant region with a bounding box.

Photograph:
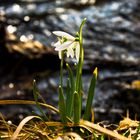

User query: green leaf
[58,85,67,123]
[93,132,98,140]
[66,78,72,117]
[101,134,105,140]
[83,67,97,120]
[133,122,140,140]
[33,80,48,121]
[74,91,81,124]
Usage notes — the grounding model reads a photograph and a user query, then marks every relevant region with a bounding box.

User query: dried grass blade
[11,116,41,140]
[80,120,131,140]
[0,100,59,113]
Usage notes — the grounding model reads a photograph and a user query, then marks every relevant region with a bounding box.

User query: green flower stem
[66,63,75,93]
[66,63,75,118]
[60,51,64,87]
[58,86,66,123]
[74,18,86,124]
[59,51,67,123]
[76,18,86,93]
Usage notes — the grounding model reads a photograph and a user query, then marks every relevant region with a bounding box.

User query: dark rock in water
[0,23,53,76]
[0,0,140,123]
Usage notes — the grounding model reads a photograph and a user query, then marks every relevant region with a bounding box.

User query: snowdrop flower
[53,31,80,62]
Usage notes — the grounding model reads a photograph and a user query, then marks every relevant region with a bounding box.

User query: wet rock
[6,29,54,59]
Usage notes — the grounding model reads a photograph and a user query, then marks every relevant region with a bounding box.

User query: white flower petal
[53,31,75,40]
[75,42,80,62]
[67,47,74,58]
[55,41,73,51]
[66,42,76,57]
[53,41,61,47]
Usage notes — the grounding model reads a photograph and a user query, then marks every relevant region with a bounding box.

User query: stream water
[0,0,140,124]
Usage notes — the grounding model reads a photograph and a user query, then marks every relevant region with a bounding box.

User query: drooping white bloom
[52,31,80,62]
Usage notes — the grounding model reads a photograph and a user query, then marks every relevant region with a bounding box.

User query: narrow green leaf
[133,122,140,140]
[74,91,81,124]
[93,132,98,140]
[33,80,48,121]
[83,67,97,120]
[58,85,67,123]
[101,134,105,140]
[33,80,38,100]
[66,78,71,117]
